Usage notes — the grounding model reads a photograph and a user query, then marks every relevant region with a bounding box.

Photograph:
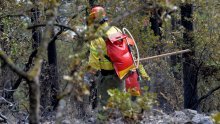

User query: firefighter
[87,6,150,107]
[87,6,124,107]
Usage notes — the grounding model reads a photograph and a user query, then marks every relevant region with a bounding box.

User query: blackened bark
[0,24,3,32]
[150,8,163,54]
[193,85,220,108]
[181,4,198,110]
[4,50,37,100]
[31,8,41,50]
[150,8,162,37]
[47,31,59,109]
[88,0,97,7]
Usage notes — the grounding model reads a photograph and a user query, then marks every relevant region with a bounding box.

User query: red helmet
[88,6,107,24]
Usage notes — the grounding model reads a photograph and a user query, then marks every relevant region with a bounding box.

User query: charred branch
[193,85,220,108]
[4,50,38,99]
[27,24,81,38]
[51,28,64,43]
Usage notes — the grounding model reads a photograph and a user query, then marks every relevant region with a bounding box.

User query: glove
[138,64,150,81]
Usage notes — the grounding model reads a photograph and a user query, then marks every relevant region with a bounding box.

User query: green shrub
[106,86,157,120]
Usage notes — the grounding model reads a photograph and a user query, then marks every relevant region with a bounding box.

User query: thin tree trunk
[28,79,40,124]
[31,8,41,50]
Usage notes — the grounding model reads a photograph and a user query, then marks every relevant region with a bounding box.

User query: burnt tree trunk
[181,3,198,110]
[47,31,59,109]
[150,8,163,54]
[31,8,41,50]
[150,9,162,37]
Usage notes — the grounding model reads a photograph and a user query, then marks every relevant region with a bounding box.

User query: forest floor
[40,103,214,124]
[0,105,215,124]
[0,97,215,124]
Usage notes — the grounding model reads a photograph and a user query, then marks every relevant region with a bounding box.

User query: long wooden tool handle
[137,49,191,61]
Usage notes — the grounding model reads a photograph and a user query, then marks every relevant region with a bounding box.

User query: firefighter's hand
[142,75,151,81]
[88,68,97,75]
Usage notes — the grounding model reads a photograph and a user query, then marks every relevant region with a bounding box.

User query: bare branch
[63,7,88,25]
[0,13,26,19]
[51,27,64,43]
[27,24,81,38]
[0,49,29,80]
[0,113,7,123]
[71,7,87,19]
[0,96,13,106]
[193,85,220,108]
[57,82,73,101]
[8,28,63,97]
[110,3,154,25]
[4,50,38,99]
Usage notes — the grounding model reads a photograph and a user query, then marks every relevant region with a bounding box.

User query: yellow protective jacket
[88,22,150,80]
[88,22,118,71]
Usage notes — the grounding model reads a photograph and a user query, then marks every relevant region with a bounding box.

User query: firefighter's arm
[138,64,150,81]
